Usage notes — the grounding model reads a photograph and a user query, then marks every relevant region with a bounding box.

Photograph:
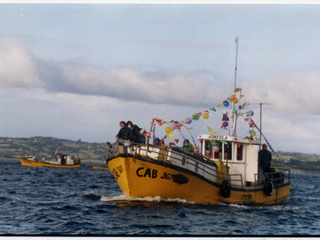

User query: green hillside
[0,136,107,161]
[1,136,320,172]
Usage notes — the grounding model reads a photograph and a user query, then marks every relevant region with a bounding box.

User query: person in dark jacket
[116,121,133,146]
[132,125,141,143]
[258,144,272,174]
[127,121,133,131]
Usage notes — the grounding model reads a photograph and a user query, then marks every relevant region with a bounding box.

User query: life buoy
[264,178,274,196]
[220,180,231,198]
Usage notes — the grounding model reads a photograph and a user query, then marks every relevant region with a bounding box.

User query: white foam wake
[100,194,196,204]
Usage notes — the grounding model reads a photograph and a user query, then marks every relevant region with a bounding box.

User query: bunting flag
[169,142,176,146]
[207,126,217,135]
[220,126,228,131]
[167,131,174,140]
[236,142,242,148]
[151,88,285,161]
[192,114,199,120]
[220,140,228,145]
[249,117,288,168]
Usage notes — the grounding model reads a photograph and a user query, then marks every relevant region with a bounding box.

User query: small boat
[106,38,290,205]
[19,153,81,168]
[93,166,109,170]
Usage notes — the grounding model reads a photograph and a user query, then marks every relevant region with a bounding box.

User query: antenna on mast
[247,103,273,149]
[231,37,239,137]
[234,37,239,91]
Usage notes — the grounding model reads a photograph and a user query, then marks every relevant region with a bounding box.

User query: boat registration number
[136,167,173,180]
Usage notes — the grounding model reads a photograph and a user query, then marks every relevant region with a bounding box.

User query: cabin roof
[197,134,261,145]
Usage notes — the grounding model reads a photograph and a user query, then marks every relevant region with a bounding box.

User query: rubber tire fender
[220,180,231,198]
[264,178,274,196]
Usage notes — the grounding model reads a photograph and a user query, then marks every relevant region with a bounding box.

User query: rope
[249,117,288,169]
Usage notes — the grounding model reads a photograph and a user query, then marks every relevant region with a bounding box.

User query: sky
[0,2,320,154]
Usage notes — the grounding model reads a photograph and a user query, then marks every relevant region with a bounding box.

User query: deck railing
[106,143,289,189]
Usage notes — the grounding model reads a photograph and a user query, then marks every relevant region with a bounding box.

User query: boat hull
[107,155,290,205]
[93,166,109,170]
[20,158,81,168]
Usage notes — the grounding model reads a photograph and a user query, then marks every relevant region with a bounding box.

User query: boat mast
[231,37,239,137]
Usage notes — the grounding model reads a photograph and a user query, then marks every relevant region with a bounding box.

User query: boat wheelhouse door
[61,155,66,165]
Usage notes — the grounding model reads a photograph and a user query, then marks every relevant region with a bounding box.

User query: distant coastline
[1,136,320,173]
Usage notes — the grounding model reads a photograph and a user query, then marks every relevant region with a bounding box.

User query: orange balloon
[233,98,239,103]
[230,95,235,101]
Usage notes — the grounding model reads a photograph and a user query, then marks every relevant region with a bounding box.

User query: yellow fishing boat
[19,153,81,168]
[106,38,290,205]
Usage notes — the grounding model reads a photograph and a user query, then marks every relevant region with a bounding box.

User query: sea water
[0,159,319,236]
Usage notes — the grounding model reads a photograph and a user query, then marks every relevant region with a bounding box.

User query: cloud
[243,71,320,116]
[36,59,227,108]
[2,37,320,119]
[0,37,42,87]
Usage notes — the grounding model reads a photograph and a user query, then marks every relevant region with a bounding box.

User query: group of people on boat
[153,137,194,153]
[111,120,272,174]
[111,120,146,147]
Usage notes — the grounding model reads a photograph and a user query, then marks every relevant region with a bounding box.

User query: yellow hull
[108,156,290,205]
[20,159,81,168]
[93,166,109,170]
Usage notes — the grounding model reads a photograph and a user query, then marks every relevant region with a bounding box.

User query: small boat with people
[19,149,81,168]
[106,38,290,205]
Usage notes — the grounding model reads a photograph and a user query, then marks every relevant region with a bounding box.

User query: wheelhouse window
[204,140,212,158]
[224,142,232,161]
[236,143,243,161]
[214,141,222,159]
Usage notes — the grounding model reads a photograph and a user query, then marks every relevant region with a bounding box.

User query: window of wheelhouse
[214,141,222,159]
[236,143,243,161]
[204,140,212,158]
[224,142,232,161]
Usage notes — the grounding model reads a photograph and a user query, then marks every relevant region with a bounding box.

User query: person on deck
[182,139,194,153]
[154,138,161,146]
[116,121,133,146]
[127,121,134,131]
[258,144,272,174]
[132,124,146,144]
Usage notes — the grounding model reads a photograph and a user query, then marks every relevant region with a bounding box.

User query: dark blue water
[0,159,319,236]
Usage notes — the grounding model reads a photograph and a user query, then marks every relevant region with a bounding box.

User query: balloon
[170,123,176,130]
[232,109,237,114]
[213,146,219,152]
[248,110,254,116]
[203,113,209,119]
[186,118,192,124]
[165,126,172,134]
[230,95,235,101]
[233,98,238,104]
[222,122,228,127]
[223,101,229,107]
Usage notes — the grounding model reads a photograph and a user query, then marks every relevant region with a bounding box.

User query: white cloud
[0,37,42,87]
[242,71,320,116]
